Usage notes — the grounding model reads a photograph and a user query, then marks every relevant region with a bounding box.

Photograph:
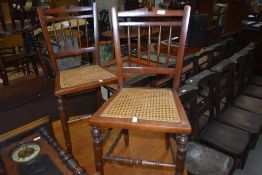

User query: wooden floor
[52,118,185,175]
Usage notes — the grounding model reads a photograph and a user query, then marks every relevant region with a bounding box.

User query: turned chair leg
[57,96,72,153]
[91,126,104,175]
[176,134,188,175]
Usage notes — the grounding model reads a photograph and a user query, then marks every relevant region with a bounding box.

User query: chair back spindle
[37,3,100,72]
[112,6,191,91]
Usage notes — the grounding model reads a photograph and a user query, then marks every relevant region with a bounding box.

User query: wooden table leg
[57,96,72,154]
[176,134,188,175]
[91,126,104,175]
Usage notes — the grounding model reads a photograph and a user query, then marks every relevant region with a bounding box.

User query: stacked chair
[147,30,261,174]
[181,36,262,174]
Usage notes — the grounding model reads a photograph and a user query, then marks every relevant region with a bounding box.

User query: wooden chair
[210,58,261,149]
[179,82,234,175]
[232,44,262,115]
[89,5,191,175]
[37,2,117,153]
[185,70,250,169]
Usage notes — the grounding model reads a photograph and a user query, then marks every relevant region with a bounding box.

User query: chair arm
[185,70,216,86]
[210,59,235,73]
[178,84,198,102]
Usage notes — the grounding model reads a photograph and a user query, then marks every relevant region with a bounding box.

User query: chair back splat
[111,6,191,91]
[37,3,100,73]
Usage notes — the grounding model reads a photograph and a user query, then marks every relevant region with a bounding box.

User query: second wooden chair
[37,2,117,153]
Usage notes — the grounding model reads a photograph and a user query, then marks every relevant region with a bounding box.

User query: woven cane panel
[101,88,181,122]
[60,65,116,88]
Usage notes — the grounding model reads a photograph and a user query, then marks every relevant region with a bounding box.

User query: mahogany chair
[89,5,191,175]
[185,70,250,169]
[37,2,117,153]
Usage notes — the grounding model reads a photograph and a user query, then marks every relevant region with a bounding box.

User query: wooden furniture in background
[243,26,262,76]
[196,0,214,27]
[0,0,44,86]
[89,5,191,175]
[37,2,117,154]
[224,0,251,33]
[177,84,235,175]
[0,117,87,175]
[185,70,250,169]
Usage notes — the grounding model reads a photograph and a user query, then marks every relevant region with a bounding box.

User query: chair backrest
[210,42,226,65]
[186,70,217,121]
[37,2,99,72]
[231,53,248,96]
[111,6,191,91]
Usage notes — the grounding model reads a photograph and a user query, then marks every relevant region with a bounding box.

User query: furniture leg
[25,59,30,75]
[96,88,103,107]
[57,96,72,153]
[91,126,104,175]
[32,55,39,76]
[0,57,8,86]
[35,47,49,76]
[165,133,170,149]
[176,134,188,175]
[123,129,129,146]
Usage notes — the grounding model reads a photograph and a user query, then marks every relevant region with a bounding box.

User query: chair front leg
[57,96,72,154]
[176,134,189,175]
[91,126,104,175]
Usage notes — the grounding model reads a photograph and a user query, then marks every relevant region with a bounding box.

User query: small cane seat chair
[37,2,117,153]
[89,6,191,175]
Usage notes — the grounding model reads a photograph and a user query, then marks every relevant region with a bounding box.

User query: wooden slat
[123,67,175,75]
[119,21,182,27]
